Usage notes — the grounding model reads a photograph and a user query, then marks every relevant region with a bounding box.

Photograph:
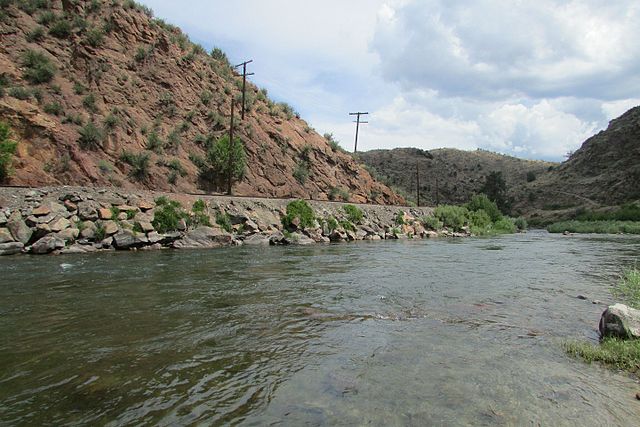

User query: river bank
[0,186,461,256]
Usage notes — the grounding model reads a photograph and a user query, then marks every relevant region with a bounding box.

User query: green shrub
[49,19,72,38]
[73,81,86,95]
[85,27,104,47]
[421,215,443,231]
[466,194,502,222]
[394,211,405,226]
[77,121,103,150]
[282,199,315,230]
[326,216,338,232]
[37,11,56,25]
[293,161,309,184]
[329,186,349,201]
[167,129,181,149]
[21,49,56,84]
[324,133,344,152]
[0,122,18,182]
[215,211,232,232]
[152,197,187,233]
[103,113,119,131]
[98,159,113,173]
[43,101,63,115]
[8,87,32,100]
[120,150,150,181]
[526,171,536,182]
[210,47,229,64]
[434,205,469,231]
[492,217,517,234]
[340,220,356,232]
[514,217,528,231]
[146,129,164,153]
[94,223,106,241]
[82,93,97,113]
[189,199,211,227]
[469,209,492,229]
[26,26,45,42]
[343,204,363,224]
[134,46,148,62]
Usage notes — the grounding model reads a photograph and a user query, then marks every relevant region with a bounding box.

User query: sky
[139,0,640,161]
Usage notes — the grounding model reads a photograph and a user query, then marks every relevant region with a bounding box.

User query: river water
[1,231,639,426]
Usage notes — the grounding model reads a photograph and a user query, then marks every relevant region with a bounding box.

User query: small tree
[0,122,18,182]
[481,171,511,214]
[198,135,246,191]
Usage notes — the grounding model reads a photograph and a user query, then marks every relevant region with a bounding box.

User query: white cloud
[371,0,640,100]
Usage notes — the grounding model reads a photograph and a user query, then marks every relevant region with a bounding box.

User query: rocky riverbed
[0,186,468,256]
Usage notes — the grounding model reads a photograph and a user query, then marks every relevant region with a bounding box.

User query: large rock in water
[172,227,232,249]
[599,304,640,339]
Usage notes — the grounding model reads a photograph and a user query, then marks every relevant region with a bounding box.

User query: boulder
[101,220,119,236]
[242,219,260,234]
[49,217,71,232]
[135,221,155,233]
[0,228,14,243]
[0,242,23,256]
[7,213,32,244]
[243,233,271,246]
[113,230,149,250]
[59,244,97,254]
[0,211,7,226]
[329,229,347,242]
[56,228,80,242]
[77,201,100,221]
[599,304,640,339]
[137,199,155,211]
[80,222,96,239]
[32,204,52,216]
[98,208,113,220]
[286,232,315,245]
[31,235,65,254]
[172,226,232,249]
[269,231,287,245]
[63,200,78,212]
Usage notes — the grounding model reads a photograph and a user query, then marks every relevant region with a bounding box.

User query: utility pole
[234,60,254,120]
[227,99,235,195]
[416,160,420,207]
[349,112,368,153]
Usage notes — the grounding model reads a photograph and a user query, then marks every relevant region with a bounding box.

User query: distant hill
[516,106,640,222]
[0,0,402,204]
[358,147,556,207]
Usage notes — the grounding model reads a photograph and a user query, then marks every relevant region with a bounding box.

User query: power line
[349,112,368,153]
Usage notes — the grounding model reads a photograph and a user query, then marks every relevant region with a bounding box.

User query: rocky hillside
[0,0,402,204]
[358,148,556,207]
[517,106,640,219]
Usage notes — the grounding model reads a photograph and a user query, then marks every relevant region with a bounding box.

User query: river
[1,231,639,425]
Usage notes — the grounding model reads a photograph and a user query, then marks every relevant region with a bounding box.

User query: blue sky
[139,0,640,161]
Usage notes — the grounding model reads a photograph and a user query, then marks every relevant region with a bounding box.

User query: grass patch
[547,221,640,234]
[613,268,640,309]
[282,199,315,230]
[563,338,640,375]
[152,197,187,233]
[0,122,18,182]
[343,204,363,225]
[77,122,102,150]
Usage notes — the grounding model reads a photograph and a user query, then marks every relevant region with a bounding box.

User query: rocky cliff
[0,0,402,204]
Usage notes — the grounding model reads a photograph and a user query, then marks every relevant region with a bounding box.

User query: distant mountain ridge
[358,147,556,207]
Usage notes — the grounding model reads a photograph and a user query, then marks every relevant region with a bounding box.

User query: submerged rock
[599,304,640,339]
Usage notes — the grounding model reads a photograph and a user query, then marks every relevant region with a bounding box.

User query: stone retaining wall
[0,186,464,256]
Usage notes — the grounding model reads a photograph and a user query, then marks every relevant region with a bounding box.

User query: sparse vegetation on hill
[0,0,401,204]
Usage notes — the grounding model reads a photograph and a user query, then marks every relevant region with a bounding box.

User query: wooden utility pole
[227,99,235,195]
[234,60,254,120]
[349,112,369,153]
[416,160,420,207]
